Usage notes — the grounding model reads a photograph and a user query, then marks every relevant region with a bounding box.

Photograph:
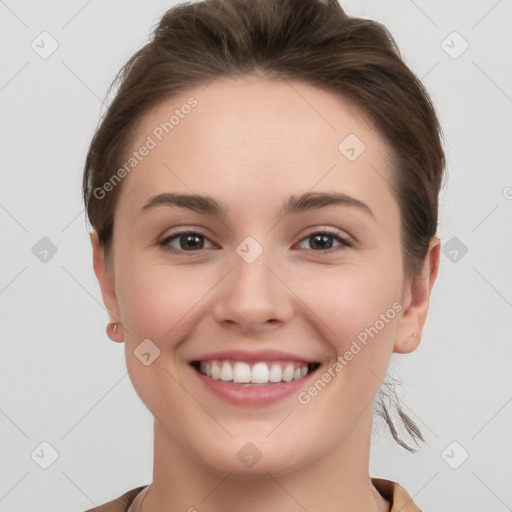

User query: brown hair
[83,0,445,451]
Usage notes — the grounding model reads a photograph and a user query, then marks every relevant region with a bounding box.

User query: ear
[90,230,124,343]
[394,236,441,354]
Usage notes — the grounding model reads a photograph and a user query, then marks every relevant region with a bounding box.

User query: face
[92,77,439,478]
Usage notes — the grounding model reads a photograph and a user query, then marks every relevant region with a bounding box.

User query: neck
[142,410,390,512]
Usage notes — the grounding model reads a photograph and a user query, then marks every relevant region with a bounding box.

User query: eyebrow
[140,191,375,220]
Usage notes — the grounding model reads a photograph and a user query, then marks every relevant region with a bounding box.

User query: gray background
[1,0,511,511]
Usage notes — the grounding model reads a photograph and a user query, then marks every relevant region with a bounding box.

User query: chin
[194,435,314,480]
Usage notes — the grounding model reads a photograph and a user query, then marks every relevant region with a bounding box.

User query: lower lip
[191,366,317,406]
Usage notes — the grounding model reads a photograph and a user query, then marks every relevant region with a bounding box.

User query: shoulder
[82,485,148,512]
[371,478,423,512]
[82,480,420,511]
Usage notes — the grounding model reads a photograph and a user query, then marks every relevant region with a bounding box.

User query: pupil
[182,234,202,250]
[312,234,332,250]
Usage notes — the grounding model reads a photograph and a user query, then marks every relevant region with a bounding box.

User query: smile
[191,360,320,386]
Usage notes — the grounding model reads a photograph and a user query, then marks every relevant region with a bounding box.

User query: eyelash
[157,228,352,256]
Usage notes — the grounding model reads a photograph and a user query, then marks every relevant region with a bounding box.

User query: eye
[297,229,352,254]
[158,231,214,254]
[158,228,352,255]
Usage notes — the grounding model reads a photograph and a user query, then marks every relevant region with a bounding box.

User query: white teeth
[282,365,294,382]
[197,360,312,384]
[269,363,282,382]
[200,361,213,377]
[251,362,270,383]
[233,362,251,383]
[220,361,233,381]
[211,361,221,380]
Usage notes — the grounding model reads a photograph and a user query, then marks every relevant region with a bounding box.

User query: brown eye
[298,230,352,254]
[159,231,213,253]
[158,228,351,256]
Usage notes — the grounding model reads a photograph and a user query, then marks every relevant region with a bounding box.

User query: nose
[212,244,294,333]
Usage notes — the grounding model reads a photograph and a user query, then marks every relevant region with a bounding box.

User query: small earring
[107,322,120,335]
[107,322,124,343]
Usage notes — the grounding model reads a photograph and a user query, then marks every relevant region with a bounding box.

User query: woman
[83,0,444,510]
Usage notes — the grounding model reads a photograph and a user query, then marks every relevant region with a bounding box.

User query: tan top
[83,478,422,511]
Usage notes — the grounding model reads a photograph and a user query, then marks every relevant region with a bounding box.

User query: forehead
[115,77,397,222]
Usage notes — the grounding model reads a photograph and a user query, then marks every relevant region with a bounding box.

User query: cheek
[292,266,403,428]
[114,259,208,418]
[302,262,403,344]
[116,243,404,356]
[116,256,202,343]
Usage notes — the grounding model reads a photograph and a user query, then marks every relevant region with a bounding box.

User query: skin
[91,76,440,512]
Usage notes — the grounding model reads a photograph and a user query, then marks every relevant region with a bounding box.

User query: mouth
[190,360,321,387]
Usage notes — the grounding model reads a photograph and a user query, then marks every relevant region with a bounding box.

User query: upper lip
[189,349,318,364]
